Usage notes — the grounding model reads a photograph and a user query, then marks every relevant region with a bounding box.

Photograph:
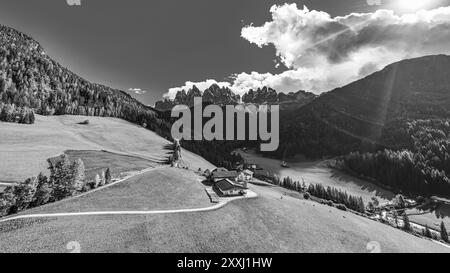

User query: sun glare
[396,0,434,12]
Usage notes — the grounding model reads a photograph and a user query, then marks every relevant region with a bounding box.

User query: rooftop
[215,179,246,191]
[212,170,238,179]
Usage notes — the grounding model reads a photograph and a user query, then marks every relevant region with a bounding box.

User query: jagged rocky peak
[155,83,318,112]
[203,84,240,105]
[242,88,317,107]
[242,87,278,104]
[155,84,240,111]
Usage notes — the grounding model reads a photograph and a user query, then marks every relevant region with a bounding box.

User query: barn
[210,170,238,183]
[213,179,246,197]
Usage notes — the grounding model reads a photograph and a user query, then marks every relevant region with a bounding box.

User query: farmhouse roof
[212,170,238,179]
[212,167,228,173]
[215,179,246,191]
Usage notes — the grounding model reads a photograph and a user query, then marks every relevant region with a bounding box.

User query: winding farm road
[0,192,258,224]
[0,164,258,224]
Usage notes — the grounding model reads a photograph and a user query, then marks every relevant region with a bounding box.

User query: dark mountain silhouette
[242,87,316,110]
[273,54,450,158]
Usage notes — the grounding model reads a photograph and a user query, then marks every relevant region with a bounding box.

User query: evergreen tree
[72,159,86,192]
[0,186,16,216]
[14,177,38,212]
[105,168,112,185]
[396,195,406,209]
[393,211,399,228]
[403,214,412,232]
[440,221,449,243]
[31,172,52,207]
[358,197,366,213]
[424,226,432,238]
[48,154,76,200]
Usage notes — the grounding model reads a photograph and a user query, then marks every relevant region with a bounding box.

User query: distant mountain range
[154,85,317,111]
[155,84,240,111]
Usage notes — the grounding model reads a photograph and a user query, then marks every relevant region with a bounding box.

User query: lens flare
[396,0,432,12]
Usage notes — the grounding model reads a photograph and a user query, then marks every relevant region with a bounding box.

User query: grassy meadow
[0,180,448,253]
[0,115,214,182]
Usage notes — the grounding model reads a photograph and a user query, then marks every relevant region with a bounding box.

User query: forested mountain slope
[273,55,450,158]
[0,25,170,137]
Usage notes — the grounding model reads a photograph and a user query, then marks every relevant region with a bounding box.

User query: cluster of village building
[204,167,254,197]
[172,140,257,197]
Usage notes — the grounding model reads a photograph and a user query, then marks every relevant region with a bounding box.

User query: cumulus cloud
[238,4,450,93]
[66,0,81,6]
[166,4,450,98]
[163,79,232,100]
[128,88,147,95]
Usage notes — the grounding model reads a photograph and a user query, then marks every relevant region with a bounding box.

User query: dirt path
[0,191,257,224]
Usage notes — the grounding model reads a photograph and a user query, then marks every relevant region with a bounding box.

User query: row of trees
[403,214,449,243]
[306,183,366,213]
[0,102,34,124]
[261,173,366,213]
[0,154,112,217]
[343,119,450,198]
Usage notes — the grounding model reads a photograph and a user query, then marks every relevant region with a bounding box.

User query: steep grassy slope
[0,179,447,253]
[19,167,211,214]
[64,150,154,182]
[0,115,214,182]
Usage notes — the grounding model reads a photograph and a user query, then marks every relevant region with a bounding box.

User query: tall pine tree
[403,214,412,232]
[440,221,449,243]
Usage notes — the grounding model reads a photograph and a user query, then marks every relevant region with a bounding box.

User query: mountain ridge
[0,24,171,137]
[155,85,317,111]
[273,54,450,158]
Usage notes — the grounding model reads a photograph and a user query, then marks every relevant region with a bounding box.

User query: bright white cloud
[166,4,450,98]
[240,4,450,93]
[164,79,232,99]
[128,88,147,95]
[66,0,81,6]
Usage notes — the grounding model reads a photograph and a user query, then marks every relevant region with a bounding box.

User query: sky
[1,0,450,105]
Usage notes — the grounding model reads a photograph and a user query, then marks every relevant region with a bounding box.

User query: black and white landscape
[1,0,450,254]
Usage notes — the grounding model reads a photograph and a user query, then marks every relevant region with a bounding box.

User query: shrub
[14,177,38,212]
[0,186,17,216]
[31,174,53,207]
[304,192,311,200]
[336,204,348,211]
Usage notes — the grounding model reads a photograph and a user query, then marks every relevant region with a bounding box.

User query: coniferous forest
[343,119,450,198]
[0,25,171,138]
